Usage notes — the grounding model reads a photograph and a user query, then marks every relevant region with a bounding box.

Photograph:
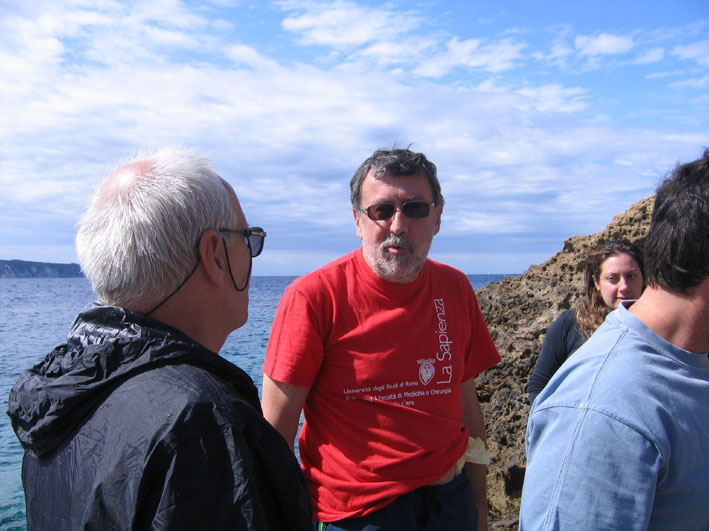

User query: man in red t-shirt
[263,148,500,530]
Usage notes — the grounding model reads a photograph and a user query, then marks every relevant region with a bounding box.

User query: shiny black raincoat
[7,304,312,530]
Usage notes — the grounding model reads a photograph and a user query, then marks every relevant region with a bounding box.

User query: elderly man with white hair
[8,148,312,530]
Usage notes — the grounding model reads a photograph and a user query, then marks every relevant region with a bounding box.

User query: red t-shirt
[264,249,500,521]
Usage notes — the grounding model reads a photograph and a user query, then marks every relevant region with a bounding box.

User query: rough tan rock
[478,196,655,529]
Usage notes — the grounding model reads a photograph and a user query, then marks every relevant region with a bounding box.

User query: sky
[1,0,707,276]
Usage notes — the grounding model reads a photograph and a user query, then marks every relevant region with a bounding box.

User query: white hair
[76,147,238,307]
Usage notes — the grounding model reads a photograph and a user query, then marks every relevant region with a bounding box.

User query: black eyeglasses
[218,227,266,257]
[218,226,266,292]
[360,201,436,221]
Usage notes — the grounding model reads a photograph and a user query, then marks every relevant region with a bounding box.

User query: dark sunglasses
[361,201,436,221]
[218,227,266,257]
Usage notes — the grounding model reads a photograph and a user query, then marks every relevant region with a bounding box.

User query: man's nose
[389,208,410,234]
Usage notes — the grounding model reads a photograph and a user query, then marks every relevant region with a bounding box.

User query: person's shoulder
[294,250,358,280]
[121,364,276,452]
[537,321,651,410]
[543,309,578,337]
[559,308,577,321]
[555,308,579,328]
[116,362,252,412]
[426,258,469,282]
[287,250,359,292]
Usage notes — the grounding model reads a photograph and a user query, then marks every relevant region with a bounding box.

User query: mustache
[379,235,415,253]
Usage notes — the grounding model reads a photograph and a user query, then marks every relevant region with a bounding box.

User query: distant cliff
[0,259,83,278]
[477,196,655,529]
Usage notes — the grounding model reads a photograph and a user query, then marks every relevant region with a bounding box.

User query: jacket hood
[7,303,259,457]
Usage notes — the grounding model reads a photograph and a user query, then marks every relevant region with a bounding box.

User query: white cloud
[670,74,709,89]
[633,47,664,64]
[352,36,438,69]
[645,68,688,79]
[278,0,527,77]
[0,1,706,274]
[414,37,525,77]
[575,33,634,56]
[672,39,709,67]
[514,84,588,113]
[279,0,421,49]
[533,40,574,68]
[225,44,281,69]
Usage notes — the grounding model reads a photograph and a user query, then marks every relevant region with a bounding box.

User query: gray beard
[372,235,427,283]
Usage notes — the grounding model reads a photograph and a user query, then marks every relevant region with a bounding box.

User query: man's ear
[433,204,442,236]
[354,208,364,240]
[199,230,227,286]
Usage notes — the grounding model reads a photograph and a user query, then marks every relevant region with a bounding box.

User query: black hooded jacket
[7,304,312,530]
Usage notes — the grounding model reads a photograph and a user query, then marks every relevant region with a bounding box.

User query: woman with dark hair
[527,240,645,404]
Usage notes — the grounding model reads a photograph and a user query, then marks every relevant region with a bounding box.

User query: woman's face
[594,253,644,309]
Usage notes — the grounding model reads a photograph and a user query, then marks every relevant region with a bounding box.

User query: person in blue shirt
[527,240,644,404]
[520,149,709,530]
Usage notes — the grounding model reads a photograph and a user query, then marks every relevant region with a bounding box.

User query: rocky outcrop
[0,259,82,278]
[477,196,655,529]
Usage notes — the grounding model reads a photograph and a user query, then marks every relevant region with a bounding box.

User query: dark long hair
[575,240,645,338]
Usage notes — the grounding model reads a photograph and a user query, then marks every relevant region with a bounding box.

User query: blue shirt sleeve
[520,404,660,530]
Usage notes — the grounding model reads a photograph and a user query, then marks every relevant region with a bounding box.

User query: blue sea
[0,274,506,529]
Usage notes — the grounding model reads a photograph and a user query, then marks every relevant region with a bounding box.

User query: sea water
[0,274,507,529]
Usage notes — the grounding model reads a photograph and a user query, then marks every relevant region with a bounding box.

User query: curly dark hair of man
[349,148,444,209]
[644,148,709,293]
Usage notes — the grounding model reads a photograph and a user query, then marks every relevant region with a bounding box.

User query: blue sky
[1,0,707,275]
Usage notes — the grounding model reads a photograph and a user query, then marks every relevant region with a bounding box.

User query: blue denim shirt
[520,303,709,530]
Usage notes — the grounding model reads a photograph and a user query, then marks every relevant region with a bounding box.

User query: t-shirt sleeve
[264,284,327,388]
[463,282,501,381]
